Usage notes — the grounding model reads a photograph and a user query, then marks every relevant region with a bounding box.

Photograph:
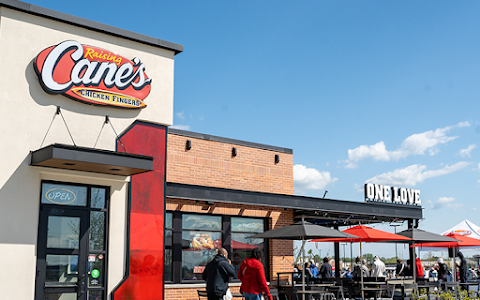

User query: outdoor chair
[271,288,280,300]
[326,284,347,300]
[403,283,419,300]
[374,284,395,300]
[197,290,208,300]
[279,287,297,300]
[443,282,459,298]
[318,292,336,300]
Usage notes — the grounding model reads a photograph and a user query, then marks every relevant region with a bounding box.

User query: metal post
[390,224,401,259]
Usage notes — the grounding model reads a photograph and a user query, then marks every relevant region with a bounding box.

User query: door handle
[79,274,86,295]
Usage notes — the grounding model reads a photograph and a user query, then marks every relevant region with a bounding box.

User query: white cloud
[365,162,471,186]
[344,122,469,167]
[458,144,477,157]
[176,111,186,120]
[353,183,363,193]
[430,197,463,210]
[294,164,338,194]
[170,125,190,130]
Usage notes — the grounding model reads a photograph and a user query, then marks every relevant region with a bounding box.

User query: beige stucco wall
[0,6,177,299]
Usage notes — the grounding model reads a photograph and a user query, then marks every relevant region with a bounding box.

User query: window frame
[166,211,269,284]
[37,180,110,299]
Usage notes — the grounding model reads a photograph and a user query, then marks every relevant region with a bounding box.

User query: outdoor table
[361,286,387,300]
[307,283,335,288]
[416,284,435,297]
[459,281,479,288]
[363,282,384,286]
[231,293,244,298]
[294,289,333,300]
[459,281,480,297]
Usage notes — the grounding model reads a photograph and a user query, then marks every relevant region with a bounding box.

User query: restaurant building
[0,1,423,300]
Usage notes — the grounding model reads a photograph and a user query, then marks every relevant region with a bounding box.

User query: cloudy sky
[30,0,480,258]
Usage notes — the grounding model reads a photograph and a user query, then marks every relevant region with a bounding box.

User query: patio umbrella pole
[350,243,353,270]
[412,241,416,281]
[452,247,456,283]
[360,241,364,300]
[300,239,306,300]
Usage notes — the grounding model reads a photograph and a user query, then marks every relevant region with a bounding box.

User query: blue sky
[29,0,480,259]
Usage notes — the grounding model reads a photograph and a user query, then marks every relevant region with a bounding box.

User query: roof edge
[168,128,293,154]
[0,0,183,55]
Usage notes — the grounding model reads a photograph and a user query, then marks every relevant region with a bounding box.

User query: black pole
[408,219,416,281]
[334,225,341,282]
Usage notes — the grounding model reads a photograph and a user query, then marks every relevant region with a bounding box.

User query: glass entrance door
[35,182,109,300]
[36,206,89,300]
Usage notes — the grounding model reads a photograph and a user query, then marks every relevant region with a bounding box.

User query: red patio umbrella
[310,224,413,243]
[310,225,412,299]
[415,233,480,282]
[415,233,480,248]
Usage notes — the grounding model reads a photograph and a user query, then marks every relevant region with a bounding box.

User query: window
[164,213,173,282]
[231,217,265,279]
[165,212,268,283]
[181,214,222,280]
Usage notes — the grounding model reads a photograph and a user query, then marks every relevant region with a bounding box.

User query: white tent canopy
[442,219,480,239]
[419,219,480,251]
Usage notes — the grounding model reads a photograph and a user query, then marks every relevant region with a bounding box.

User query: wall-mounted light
[232,147,237,157]
[186,140,192,151]
[274,154,280,164]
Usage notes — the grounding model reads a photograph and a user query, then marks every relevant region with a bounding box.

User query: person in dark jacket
[458,251,468,286]
[396,259,405,277]
[238,248,272,300]
[319,257,332,278]
[437,257,448,281]
[202,248,236,300]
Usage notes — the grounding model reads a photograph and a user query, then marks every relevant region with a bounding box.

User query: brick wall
[165,199,294,300]
[166,133,294,195]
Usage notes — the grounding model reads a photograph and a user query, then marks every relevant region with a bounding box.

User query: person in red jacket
[237,248,272,300]
[416,258,424,278]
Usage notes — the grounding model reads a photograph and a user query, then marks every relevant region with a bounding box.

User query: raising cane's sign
[34,40,151,109]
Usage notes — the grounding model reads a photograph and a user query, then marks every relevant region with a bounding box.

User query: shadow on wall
[0,154,42,245]
[0,152,128,246]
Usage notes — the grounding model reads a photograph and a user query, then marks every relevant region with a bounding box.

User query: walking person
[238,248,272,300]
[202,248,236,300]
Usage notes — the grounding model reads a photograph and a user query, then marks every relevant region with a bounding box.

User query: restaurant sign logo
[364,183,421,205]
[34,40,151,109]
[452,230,471,235]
